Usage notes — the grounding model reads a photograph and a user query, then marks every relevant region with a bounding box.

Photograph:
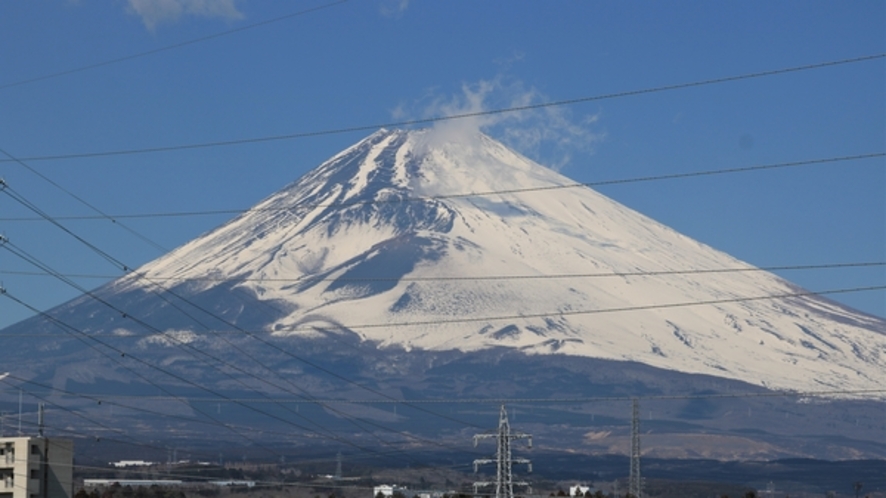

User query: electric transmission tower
[473,405,532,498]
[628,398,642,498]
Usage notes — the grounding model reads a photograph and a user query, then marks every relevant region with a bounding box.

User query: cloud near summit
[394,76,605,172]
[128,0,243,30]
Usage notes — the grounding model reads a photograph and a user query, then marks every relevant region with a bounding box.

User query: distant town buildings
[82,481,183,488]
[371,484,447,498]
[0,437,74,498]
[83,480,256,489]
[108,461,155,468]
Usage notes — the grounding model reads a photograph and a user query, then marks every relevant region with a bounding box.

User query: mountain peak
[2,128,882,461]
[100,129,885,397]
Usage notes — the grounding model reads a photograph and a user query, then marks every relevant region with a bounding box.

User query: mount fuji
[120,127,884,393]
[1,128,883,461]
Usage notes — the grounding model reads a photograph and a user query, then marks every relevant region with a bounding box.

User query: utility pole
[38,403,45,438]
[36,404,48,498]
[473,405,532,498]
[629,398,642,498]
[334,451,342,481]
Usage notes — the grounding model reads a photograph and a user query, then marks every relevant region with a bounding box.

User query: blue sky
[0,0,883,329]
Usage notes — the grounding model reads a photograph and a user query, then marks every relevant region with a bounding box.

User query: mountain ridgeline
[1,128,883,460]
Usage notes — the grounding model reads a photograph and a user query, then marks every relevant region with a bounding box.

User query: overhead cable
[3,284,882,338]
[1,54,882,163]
[304,284,884,331]
[1,152,881,221]
[4,376,450,468]
[0,148,169,253]
[0,241,475,458]
[0,287,294,458]
[1,261,881,283]
[0,1,349,91]
[0,186,483,432]
[16,386,885,404]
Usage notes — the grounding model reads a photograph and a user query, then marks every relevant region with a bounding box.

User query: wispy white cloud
[493,51,526,72]
[128,0,244,30]
[379,0,410,18]
[396,76,605,171]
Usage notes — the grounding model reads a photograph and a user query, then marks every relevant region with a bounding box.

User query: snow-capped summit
[119,128,885,397]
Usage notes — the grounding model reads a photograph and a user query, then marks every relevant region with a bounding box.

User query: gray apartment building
[0,437,73,498]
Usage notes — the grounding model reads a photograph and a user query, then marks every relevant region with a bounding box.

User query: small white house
[569,485,592,497]
[373,485,408,498]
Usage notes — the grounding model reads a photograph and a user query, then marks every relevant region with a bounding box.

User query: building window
[30,445,40,455]
[30,469,39,479]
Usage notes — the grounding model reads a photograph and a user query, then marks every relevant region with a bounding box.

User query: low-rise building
[569,485,593,497]
[373,485,408,498]
[0,437,73,498]
[372,485,448,498]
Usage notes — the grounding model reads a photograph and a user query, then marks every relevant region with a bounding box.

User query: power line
[0,185,485,433]
[244,285,886,332]
[0,1,349,91]
[20,387,885,404]
[0,170,459,460]
[1,261,881,283]
[0,179,482,438]
[1,131,880,444]
[2,375,287,438]
[8,414,466,477]
[0,145,169,252]
[1,152,881,221]
[3,284,882,338]
[0,247,387,459]
[0,288,290,458]
[0,147,169,254]
[0,239,480,458]
[12,183,877,428]
[3,386,208,460]
[1,182,133,272]
[1,54,882,163]
[2,375,462,465]
[1,286,475,469]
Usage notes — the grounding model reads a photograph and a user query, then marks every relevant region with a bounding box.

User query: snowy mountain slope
[111,128,885,397]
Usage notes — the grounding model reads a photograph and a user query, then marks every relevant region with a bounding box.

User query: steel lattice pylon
[629,398,642,498]
[473,405,532,498]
